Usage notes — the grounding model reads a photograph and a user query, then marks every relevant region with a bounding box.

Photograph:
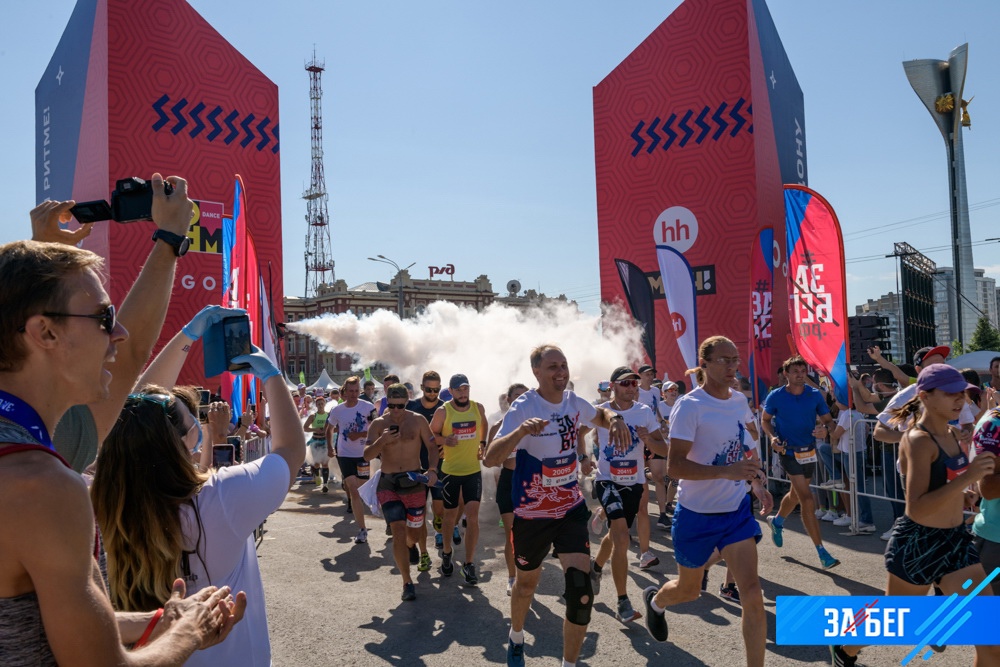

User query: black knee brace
[564,567,594,626]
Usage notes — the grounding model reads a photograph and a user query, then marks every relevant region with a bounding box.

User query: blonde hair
[91,385,209,611]
[683,335,734,386]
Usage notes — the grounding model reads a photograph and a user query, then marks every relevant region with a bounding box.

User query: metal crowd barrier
[240,434,269,544]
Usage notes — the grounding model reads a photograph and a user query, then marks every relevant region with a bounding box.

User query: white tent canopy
[946,350,1000,373]
[306,369,339,393]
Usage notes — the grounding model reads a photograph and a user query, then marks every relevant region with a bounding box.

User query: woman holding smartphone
[91,306,304,666]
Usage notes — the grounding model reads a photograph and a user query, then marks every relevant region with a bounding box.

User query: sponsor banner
[748,227,774,405]
[784,185,849,406]
[655,245,698,371]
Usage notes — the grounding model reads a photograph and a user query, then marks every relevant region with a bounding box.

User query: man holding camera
[365,384,439,601]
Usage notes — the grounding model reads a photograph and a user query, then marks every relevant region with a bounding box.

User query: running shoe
[832,515,852,527]
[880,529,893,541]
[642,586,668,642]
[766,515,783,548]
[815,508,828,518]
[354,528,368,544]
[401,582,416,602]
[418,552,432,572]
[453,526,462,545]
[441,552,454,576]
[462,562,478,587]
[719,583,741,604]
[639,551,659,569]
[507,577,515,596]
[830,645,860,666]
[821,510,839,522]
[435,532,444,550]
[506,640,525,667]
[589,560,602,596]
[857,523,877,534]
[818,547,840,570]
[321,483,328,493]
[657,513,671,530]
[616,597,641,623]
[433,515,443,532]
[409,545,419,565]
[819,479,845,490]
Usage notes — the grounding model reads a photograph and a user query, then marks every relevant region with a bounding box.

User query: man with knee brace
[485,345,629,667]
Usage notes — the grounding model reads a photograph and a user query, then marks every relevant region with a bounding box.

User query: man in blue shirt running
[761,355,839,569]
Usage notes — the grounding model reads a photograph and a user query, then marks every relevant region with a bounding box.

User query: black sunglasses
[24,304,117,335]
[386,403,408,410]
[421,386,440,393]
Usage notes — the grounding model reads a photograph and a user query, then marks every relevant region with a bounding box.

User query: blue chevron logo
[150,95,279,153]
[240,113,256,148]
[645,116,662,153]
[152,95,170,132]
[629,98,752,157]
[662,113,677,151]
[206,106,223,142]
[170,98,188,135]
[677,109,694,147]
[188,102,206,138]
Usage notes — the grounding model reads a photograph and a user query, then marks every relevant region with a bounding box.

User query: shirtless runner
[365,383,439,601]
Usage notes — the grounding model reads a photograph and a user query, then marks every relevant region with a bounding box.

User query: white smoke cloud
[287,300,645,413]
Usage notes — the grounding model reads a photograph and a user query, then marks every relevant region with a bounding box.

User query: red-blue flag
[748,227,774,407]
[784,185,850,406]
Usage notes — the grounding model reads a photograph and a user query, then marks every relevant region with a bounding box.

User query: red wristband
[134,608,164,649]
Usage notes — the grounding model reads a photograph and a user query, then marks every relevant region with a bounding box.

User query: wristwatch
[151,229,190,257]
[578,453,589,463]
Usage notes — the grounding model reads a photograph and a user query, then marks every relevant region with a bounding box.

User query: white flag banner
[655,244,699,370]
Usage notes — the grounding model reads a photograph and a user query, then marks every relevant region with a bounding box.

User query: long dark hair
[91,384,208,611]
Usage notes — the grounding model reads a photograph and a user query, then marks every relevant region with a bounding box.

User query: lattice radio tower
[303,50,334,296]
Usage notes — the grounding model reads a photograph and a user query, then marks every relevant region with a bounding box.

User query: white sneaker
[639,551,660,569]
[819,479,845,490]
[354,529,368,544]
[815,508,827,518]
[832,515,852,527]
[857,523,877,534]
[880,529,893,541]
[821,510,839,522]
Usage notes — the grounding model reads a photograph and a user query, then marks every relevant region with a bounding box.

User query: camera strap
[0,390,54,450]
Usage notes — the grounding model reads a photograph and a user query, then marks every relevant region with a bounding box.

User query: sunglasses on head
[615,379,639,387]
[386,402,408,410]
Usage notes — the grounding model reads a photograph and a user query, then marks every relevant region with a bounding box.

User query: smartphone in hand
[222,315,251,372]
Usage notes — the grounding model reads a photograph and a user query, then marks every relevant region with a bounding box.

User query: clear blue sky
[4,1,999,314]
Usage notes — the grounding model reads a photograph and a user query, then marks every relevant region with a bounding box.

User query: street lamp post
[367,255,415,318]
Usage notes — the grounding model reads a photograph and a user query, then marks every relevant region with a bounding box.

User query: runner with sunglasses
[591,366,667,623]
[430,374,489,586]
[365,384,439,601]
[641,336,771,667]
[407,371,445,571]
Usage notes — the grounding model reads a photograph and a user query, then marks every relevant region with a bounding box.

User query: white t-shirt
[877,382,975,429]
[594,401,660,486]
[835,409,868,454]
[328,400,376,458]
[496,389,597,519]
[638,387,661,419]
[180,454,290,667]
[669,386,758,514]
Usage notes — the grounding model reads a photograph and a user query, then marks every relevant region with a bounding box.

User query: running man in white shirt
[642,336,773,667]
[485,345,629,667]
[591,366,667,623]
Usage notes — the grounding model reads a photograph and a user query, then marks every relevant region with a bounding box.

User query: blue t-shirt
[762,385,829,450]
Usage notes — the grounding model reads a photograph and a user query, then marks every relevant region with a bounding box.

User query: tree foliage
[968,316,1000,353]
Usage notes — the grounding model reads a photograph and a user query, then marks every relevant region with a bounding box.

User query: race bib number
[453,420,478,441]
[794,449,817,465]
[406,506,425,529]
[609,458,638,485]
[945,454,969,481]
[358,461,371,479]
[541,455,578,487]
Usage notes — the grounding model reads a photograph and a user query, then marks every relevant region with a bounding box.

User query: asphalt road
[259,475,973,666]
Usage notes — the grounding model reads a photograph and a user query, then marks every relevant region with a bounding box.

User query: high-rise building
[934,267,997,344]
[854,294,903,362]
